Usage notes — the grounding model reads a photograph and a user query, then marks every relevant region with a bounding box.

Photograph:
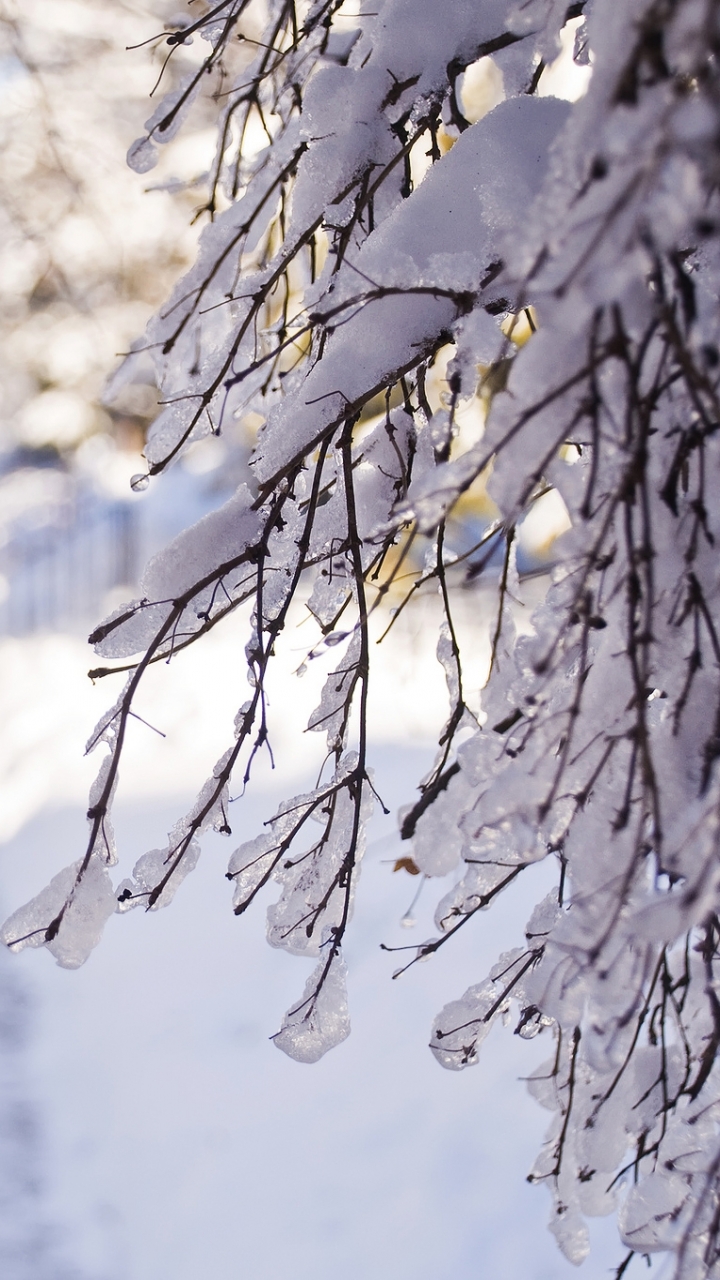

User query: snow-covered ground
[0,590,630,1280]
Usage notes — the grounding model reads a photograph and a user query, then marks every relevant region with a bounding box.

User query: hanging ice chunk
[524,892,561,942]
[273,946,350,1063]
[306,572,352,630]
[307,633,362,751]
[116,827,201,913]
[90,599,174,660]
[431,977,503,1069]
[1,858,116,969]
[142,72,202,147]
[431,947,532,1069]
[266,761,371,957]
[412,785,465,877]
[127,71,202,176]
[86,752,120,865]
[228,833,280,914]
[127,136,159,174]
[619,1172,690,1252]
[548,1201,590,1266]
[85,676,133,756]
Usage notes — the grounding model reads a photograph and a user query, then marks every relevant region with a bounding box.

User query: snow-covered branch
[7,0,720,1273]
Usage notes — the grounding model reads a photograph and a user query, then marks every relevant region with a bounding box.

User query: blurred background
[0,5,631,1279]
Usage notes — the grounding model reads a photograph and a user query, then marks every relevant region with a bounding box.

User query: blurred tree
[0,0,206,460]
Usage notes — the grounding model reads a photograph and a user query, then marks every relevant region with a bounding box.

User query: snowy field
[0,596,629,1280]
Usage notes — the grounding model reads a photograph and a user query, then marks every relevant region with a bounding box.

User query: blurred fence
[0,494,137,636]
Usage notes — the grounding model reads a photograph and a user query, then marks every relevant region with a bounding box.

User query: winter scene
[1,1,718,1278]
